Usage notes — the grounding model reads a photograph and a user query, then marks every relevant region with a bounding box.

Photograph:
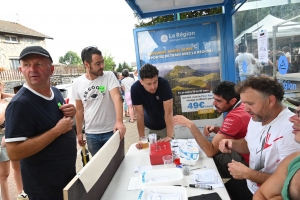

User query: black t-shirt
[5,86,76,197]
[131,77,173,130]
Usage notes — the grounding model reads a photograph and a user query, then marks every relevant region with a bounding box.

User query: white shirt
[245,107,300,193]
[121,77,135,93]
[72,71,120,133]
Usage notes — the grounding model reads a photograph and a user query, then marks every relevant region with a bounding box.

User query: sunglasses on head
[84,46,97,51]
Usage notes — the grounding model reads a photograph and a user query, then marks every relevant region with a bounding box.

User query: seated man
[218,75,300,200]
[253,111,300,200]
[173,81,251,178]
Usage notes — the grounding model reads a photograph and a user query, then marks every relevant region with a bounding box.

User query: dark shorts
[213,150,248,178]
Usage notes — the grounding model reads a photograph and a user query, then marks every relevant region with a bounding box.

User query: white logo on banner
[161,34,168,42]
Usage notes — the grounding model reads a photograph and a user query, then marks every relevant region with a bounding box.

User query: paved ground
[7,116,138,200]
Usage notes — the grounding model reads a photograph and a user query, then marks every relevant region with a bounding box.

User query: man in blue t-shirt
[131,63,174,149]
[5,46,77,200]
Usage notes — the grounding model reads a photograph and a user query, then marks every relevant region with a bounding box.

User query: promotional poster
[135,21,223,138]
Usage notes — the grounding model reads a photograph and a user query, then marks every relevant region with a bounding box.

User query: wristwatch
[168,135,175,139]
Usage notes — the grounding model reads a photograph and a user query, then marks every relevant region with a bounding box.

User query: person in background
[282,46,291,64]
[234,44,241,83]
[0,82,28,200]
[218,75,300,200]
[121,69,135,123]
[253,108,300,200]
[5,46,77,200]
[113,72,126,123]
[118,72,129,117]
[73,46,126,156]
[235,44,256,81]
[131,63,174,149]
[253,50,263,75]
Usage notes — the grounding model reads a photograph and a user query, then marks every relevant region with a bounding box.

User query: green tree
[116,62,134,72]
[103,51,116,71]
[122,62,134,72]
[134,8,222,28]
[116,63,123,72]
[59,51,82,65]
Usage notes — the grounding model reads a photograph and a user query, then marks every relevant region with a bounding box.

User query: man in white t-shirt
[235,44,256,81]
[72,46,126,156]
[219,75,300,200]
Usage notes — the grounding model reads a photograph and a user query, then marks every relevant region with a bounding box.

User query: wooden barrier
[0,70,23,81]
[63,134,124,200]
[0,67,85,81]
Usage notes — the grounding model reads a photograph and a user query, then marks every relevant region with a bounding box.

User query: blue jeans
[85,131,113,156]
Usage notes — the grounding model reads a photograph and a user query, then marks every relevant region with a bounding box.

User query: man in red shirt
[173,81,250,177]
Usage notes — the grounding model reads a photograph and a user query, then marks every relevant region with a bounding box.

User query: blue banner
[135,21,222,124]
[138,22,219,65]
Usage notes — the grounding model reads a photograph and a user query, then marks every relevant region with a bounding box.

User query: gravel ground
[7,116,138,200]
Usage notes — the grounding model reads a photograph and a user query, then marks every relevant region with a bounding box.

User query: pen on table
[190,166,206,171]
[189,184,213,190]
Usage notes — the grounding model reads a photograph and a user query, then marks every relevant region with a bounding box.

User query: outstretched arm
[173,115,228,157]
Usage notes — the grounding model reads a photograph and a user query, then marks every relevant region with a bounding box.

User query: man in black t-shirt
[5,46,76,200]
[131,63,174,149]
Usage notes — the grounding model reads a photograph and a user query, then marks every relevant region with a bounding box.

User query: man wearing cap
[72,46,125,156]
[5,46,77,200]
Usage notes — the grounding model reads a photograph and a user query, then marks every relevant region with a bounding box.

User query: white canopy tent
[234,14,300,45]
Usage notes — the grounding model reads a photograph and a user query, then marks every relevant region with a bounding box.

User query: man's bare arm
[173,115,227,157]
[134,105,145,137]
[75,99,85,146]
[245,168,271,185]
[110,88,124,124]
[110,87,126,139]
[163,99,174,139]
[230,138,250,154]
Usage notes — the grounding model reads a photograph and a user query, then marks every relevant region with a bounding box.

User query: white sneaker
[17,191,29,200]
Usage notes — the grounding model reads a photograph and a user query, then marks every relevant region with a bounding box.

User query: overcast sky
[0,0,138,65]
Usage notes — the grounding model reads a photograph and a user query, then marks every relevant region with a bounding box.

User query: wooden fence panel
[0,67,85,81]
[0,70,23,81]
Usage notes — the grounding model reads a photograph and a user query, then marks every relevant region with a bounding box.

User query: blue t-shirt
[131,77,173,130]
[5,86,76,198]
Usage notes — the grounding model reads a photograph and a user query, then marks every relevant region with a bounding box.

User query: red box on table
[149,142,172,165]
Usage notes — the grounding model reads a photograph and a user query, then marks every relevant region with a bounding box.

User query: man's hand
[228,160,249,180]
[114,121,126,140]
[173,115,191,127]
[158,136,173,142]
[54,116,73,136]
[219,139,233,153]
[77,132,86,147]
[135,142,143,149]
[60,104,76,118]
[203,125,216,136]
